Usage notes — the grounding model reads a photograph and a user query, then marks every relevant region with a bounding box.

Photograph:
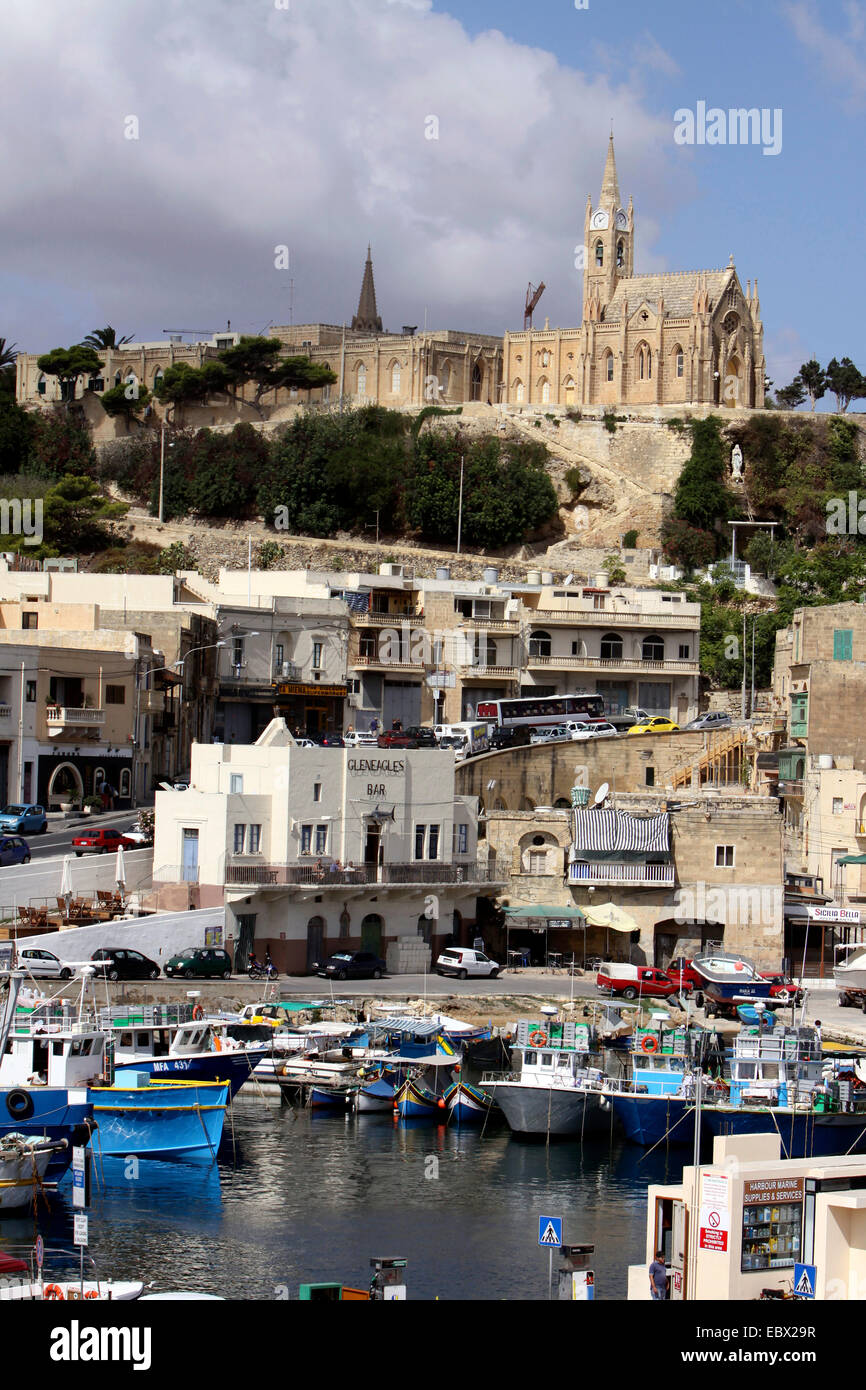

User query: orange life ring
[528,1030,548,1047]
[641,1035,659,1054]
[44,1284,65,1300]
[85,1290,99,1299]
[192,1005,204,1021]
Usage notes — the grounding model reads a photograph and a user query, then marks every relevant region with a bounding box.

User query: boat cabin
[728,1027,824,1107]
[2,1024,106,1088]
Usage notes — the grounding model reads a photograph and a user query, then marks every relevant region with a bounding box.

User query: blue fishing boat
[308,1085,351,1109]
[105,1013,269,1097]
[89,1072,229,1157]
[444,1081,495,1124]
[354,1077,396,1113]
[0,1089,94,1180]
[394,1078,446,1120]
[606,1022,725,1148]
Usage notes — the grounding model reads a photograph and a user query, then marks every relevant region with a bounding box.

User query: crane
[524,282,546,331]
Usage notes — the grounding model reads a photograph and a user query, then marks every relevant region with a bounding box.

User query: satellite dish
[593,782,610,807]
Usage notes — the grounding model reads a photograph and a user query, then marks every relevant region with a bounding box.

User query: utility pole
[741,610,746,720]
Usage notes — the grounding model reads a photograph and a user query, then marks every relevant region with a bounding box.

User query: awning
[502,904,585,920]
[837,855,866,865]
[573,808,670,854]
[581,902,640,933]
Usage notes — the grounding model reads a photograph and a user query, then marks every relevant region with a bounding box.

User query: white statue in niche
[731,444,744,481]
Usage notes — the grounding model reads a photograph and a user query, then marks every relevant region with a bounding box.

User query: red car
[760,972,803,1005]
[72,827,137,857]
[664,957,705,994]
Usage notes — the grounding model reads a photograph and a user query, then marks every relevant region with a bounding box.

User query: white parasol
[60,855,74,918]
[115,843,126,900]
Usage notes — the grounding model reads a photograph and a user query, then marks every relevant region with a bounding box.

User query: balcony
[568,860,675,888]
[45,706,106,737]
[351,653,426,673]
[273,661,302,682]
[457,617,520,633]
[459,665,519,680]
[139,689,165,715]
[350,611,425,628]
[526,654,699,675]
[223,860,503,888]
[527,607,700,628]
[777,780,804,799]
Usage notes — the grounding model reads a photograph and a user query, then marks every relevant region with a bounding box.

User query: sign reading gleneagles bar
[347,756,405,799]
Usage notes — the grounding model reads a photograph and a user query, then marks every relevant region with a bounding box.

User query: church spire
[352,244,383,334]
[599,132,621,209]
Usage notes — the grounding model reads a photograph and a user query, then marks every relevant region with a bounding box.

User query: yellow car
[627,716,680,735]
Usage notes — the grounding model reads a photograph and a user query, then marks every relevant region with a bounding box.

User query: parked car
[0,804,47,835]
[164,947,233,980]
[567,720,620,740]
[529,725,570,745]
[596,962,679,1000]
[760,971,804,1005]
[627,717,680,735]
[664,957,705,993]
[377,727,438,749]
[315,951,386,980]
[435,946,500,979]
[72,827,137,856]
[16,948,73,980]
[311,733,345,747]
[0,835,31,866]
[684,712,732,731]
[90,948,161,981]
[487,726,531,751]
[343,731,379,747]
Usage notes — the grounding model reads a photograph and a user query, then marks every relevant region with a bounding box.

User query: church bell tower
[582,134,633,321]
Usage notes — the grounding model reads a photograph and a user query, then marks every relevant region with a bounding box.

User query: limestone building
[503,136,765,411]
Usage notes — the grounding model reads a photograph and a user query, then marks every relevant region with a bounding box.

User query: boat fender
[528,1030,547,1047]
[6,1089,35,1120]
[44,1285,65,1300]
[192,1005,205,1021]
[640,1035,659,1054]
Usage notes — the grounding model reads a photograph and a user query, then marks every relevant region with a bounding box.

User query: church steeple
[352,244,383,334]
[599,132,621,210]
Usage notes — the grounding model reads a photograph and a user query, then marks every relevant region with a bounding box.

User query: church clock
[590,209,609,230]
[615,210,628,230]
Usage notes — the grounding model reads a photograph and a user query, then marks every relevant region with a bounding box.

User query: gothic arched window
[595,240,603,268]
[674,348,684,378]
[606,353,614,383]
[616,239,625,268]
[390,361,401,394]
[357,362,367,396]
[514,379,524,403]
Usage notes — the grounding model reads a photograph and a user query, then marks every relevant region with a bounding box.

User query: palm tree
[0,337,18,369]
[82,326,134,349]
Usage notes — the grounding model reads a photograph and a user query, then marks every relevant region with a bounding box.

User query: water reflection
[0,1098,690,1300]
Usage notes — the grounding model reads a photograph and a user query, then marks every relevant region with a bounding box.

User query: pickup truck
[596,962,679,1001]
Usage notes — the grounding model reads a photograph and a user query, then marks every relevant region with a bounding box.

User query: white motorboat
[0,1134,58,1210]
[835,943,866,993]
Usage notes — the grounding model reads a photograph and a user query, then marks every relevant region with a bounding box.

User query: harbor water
[0,1099,684,1299]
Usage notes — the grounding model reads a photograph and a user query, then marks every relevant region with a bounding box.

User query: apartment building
[152,720,503,974]
[0,601,158,806]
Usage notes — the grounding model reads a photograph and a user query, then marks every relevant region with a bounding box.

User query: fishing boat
[101,1007,269,1097]
[354,1076,397,1113]
[480,1018,609,1138]
[443,1080,495,1124]
[0,1134,61,1211]
[88,1072,230,1157]
[604,1021,725,1148]
[394,1077,447,1119]
[308,1084,353,1109]
[691,951,775,1006]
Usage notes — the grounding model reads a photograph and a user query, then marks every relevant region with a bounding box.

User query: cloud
[0,0,680,349]
[782,0,866,108]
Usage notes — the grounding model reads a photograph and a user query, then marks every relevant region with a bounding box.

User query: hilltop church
[503,135,765,411]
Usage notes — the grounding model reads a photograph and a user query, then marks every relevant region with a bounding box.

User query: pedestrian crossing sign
[793,1264,816,1299]
[538,1216,563,1247]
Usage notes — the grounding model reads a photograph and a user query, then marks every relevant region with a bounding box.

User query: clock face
[590,210,609,230]
[615,210,628,230]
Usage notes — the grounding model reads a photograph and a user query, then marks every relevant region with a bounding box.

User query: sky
[1,0,863,400]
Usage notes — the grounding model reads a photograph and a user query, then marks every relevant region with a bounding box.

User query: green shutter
[834,629,853,660]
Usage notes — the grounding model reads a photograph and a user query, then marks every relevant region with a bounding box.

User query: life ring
[85,1290,99,1299]
[44,1285,65,1300]
[528,1030,548,1047]
[192,1005,204,1021]
[6,1089,34,1120]
[640,1035,659,1054]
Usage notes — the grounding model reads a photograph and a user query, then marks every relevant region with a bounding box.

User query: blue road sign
[794,1264,816,1299]
[538,1215,563,1247]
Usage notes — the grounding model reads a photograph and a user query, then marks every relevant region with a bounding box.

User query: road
[8,812,138,866]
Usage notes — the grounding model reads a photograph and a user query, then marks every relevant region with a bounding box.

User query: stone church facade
[503,136,765,411]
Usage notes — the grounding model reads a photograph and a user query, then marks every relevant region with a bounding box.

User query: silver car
[17,948,73,980]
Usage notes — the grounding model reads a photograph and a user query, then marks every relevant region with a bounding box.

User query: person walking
[648,1251,668,1301]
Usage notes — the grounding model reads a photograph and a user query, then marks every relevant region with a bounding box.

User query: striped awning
[573,808,670,854]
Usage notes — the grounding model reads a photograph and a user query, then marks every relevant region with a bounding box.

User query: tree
[36,345,103,406]
[40,475,127,552]
[672,416,734,538]
[28,411,97,480]
[0,338,17,370]
[153,362,215,415]
[214,336,338,415]
[82,326,134,349]
[743,529,778,578]
[659,516,717,572]
[0,396,33,473]
[825,357,865,413]
[603,555,627,585]
[99,383,152,429]
[799,359,826,412]
[775,378,806,410]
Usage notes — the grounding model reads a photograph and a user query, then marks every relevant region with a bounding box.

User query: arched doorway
[47,762,84,808]
[306,915,326,974]
[722,356,742,407]
[471,360,483,401]
[361,913,384,955]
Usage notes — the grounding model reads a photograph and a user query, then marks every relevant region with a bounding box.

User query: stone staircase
[669,727,751,791]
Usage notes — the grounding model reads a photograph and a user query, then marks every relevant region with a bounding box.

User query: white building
[152,720,503,973]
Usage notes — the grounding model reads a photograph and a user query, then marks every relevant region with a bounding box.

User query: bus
[475,693,605,729]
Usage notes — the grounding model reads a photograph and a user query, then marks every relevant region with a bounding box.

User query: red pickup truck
[596,963,679,1001]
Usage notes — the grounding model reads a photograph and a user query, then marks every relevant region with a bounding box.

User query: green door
[360,914,383,955]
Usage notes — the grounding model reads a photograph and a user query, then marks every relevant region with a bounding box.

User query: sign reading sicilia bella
[347,757,405,799]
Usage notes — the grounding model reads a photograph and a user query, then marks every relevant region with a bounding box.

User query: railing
[777,780,804,797]
[0,705,11,717]
[351,612,425,627]
[45,706,106,723]
[457,618,520,632]
[459,666,519,679]
[528,608,700,627]
[855,822,866,838]
[525,655,699,673]
[223,860,502,887]
[273,662,302,681]
[351,655,426,671]
[568,861,676,887]
[153,864,199,883]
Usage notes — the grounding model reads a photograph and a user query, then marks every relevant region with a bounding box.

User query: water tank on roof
[541,571,554,585]
[483,567,499,584]
[436,566,451,580]
[817,754,833,770]
[595,572,609,588]
[527,570,541,585]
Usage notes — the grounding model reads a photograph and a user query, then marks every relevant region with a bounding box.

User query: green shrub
[622,529,639,548]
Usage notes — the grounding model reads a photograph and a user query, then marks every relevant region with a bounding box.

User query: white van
[435,721,490,760]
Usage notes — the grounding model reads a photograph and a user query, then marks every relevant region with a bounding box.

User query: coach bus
[475,693,605,729]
